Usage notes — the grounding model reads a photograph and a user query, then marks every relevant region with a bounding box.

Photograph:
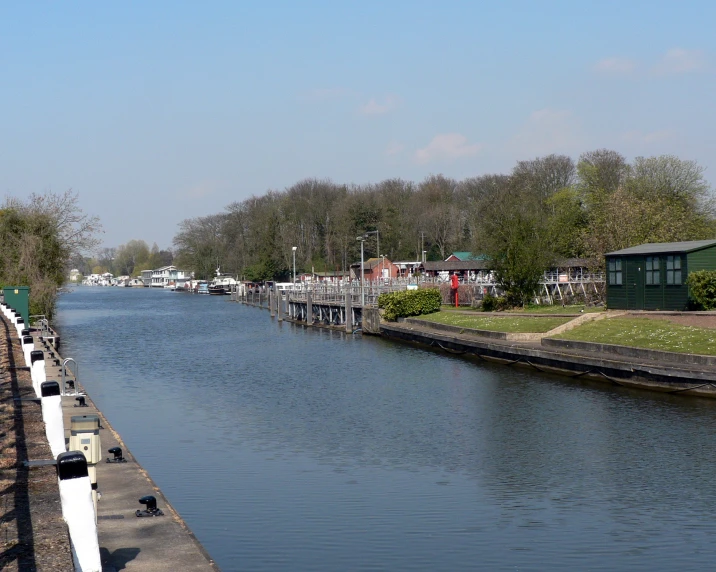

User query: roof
[605,240,716,256]
[447,252,488,261]
[422,260,491,271]
[350,257,393,269]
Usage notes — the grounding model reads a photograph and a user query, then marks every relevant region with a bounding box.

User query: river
[55,286,716,571]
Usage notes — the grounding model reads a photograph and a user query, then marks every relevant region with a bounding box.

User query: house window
[608,258,622,285]
[645,256,660,285]
[666,255,682,285]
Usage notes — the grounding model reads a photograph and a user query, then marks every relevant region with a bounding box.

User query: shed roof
[605,239,716,256]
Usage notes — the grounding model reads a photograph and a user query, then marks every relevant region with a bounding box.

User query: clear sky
[1,1,714,250]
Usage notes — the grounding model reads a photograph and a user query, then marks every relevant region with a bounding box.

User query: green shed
[605,239,716,310]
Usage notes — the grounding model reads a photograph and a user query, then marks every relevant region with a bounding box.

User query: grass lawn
[441,304,604,315]
[415,312,572,333]
[553,317,716,355]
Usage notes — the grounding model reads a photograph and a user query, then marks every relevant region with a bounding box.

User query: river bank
[0,309,218,571]
[381,315,716,397]
[0,317,73,571]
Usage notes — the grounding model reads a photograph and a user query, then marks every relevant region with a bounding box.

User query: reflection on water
[56,287,716,571]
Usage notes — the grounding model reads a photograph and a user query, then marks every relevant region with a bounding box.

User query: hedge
[378,288,442,321]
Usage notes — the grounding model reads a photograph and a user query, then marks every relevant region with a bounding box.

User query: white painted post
[57,452,101,572]
[30,350,46,398]
[41,381,66,459]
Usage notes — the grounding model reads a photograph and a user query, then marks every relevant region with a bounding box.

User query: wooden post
[306,292,313,325]
[269,291,275,317]
[277,293,283,321]
[345,289,352,333]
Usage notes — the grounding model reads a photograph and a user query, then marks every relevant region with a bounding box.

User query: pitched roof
[605,240,716,256]
[447,252,488,261]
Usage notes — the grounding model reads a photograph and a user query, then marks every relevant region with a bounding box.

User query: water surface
[56,287,716,571]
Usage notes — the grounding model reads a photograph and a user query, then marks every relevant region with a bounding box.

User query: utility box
[69,414,101,465]
[3,286,29,327]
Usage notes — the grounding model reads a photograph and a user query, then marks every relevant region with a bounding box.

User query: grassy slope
[414,312,572,333]
[553,317,716,355]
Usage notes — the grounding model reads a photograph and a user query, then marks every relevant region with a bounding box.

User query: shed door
[627,259,644,309]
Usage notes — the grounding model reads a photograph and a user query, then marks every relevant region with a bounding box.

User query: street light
[356,236,365,306]
[292,246,297,286]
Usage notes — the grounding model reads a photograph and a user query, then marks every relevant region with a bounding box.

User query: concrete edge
[542,337,716,367]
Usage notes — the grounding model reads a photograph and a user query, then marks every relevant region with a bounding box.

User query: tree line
[73,241,174,278]
[171,150,715,303]
[0,190,101,317]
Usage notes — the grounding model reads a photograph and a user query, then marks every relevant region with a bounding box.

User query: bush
[686,270,716,309]
[378,288,441,321]
[481,293,510,312]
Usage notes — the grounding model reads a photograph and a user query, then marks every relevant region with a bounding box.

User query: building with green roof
[605,239,716,310]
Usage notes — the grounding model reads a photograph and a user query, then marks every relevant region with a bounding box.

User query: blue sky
[1,1,714,250]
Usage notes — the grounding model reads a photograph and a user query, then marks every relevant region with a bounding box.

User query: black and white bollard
[41,381,66,459]
[30,350,46,398]
[57,451,102,572]
[14,316,24,339]
[22,335,34,367]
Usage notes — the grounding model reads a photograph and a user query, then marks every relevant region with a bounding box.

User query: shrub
[686,270,716,310]
[378,288,441,321]
[481,293,510,312]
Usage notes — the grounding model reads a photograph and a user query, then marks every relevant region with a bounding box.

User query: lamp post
[356,236,365,306]
[292,246,297,286]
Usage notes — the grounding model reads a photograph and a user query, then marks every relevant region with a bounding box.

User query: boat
[197,282,209,294]
[208,267,237,295]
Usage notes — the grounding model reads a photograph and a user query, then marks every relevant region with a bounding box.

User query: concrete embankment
[5,313,219,571]
[381,318,716,398]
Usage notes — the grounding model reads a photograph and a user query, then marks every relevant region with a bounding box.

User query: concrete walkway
[37,333,219,571]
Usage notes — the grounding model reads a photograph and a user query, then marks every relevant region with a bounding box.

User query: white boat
[209,268,237,295]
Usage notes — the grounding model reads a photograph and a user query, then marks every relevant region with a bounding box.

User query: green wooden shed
[605,239,716,310]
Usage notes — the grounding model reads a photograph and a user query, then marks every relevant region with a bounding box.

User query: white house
[150,266,191,288]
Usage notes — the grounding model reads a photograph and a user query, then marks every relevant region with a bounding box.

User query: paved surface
[37,333,219,572]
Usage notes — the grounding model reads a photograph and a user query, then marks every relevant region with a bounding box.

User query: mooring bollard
[41,381,66,459]
[30,350,46,398]
[57,451,102,572]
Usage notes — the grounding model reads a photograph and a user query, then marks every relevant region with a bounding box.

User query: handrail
[61,358,79,396]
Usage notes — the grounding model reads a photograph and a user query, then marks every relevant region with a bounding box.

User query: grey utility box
[69,414,101,465]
